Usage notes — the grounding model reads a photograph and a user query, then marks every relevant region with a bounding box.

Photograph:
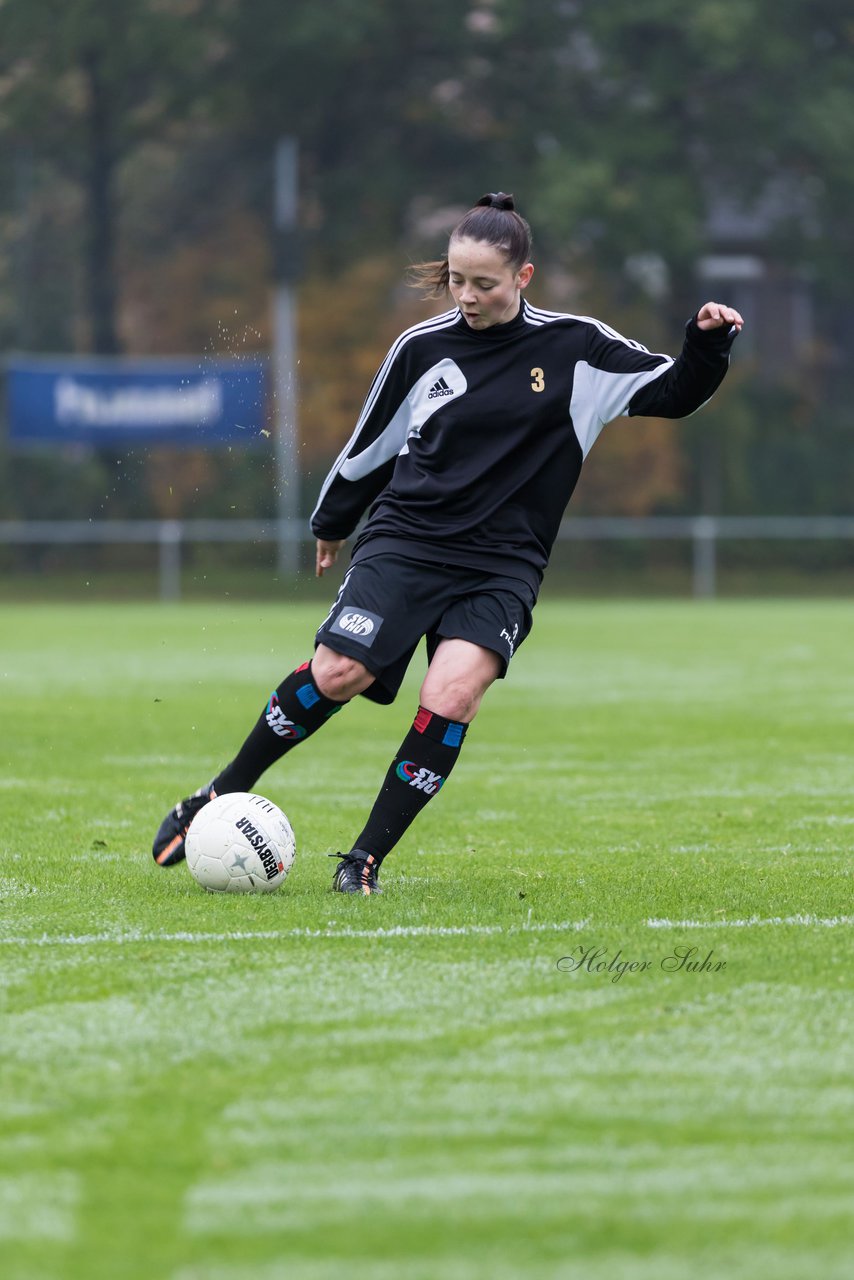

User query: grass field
[2,597,852,1280]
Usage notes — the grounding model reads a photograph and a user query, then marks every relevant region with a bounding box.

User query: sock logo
[395,761,445,794]
[265,692,307,739]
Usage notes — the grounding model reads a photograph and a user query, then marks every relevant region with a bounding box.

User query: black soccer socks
[352,705,468,864]
[212,661,344,794]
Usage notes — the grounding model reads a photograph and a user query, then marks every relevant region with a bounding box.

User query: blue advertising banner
[5,356,269,447]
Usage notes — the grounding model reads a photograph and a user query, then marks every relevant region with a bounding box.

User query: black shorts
[314,554,536,705]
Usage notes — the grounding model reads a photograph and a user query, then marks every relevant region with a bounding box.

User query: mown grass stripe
[0,919,590,946]
[645,914,854,929]
[3,914,852,948]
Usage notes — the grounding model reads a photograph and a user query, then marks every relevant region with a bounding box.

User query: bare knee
[420,640,501,723]
[419,674,488,723]
[428,691,473,722]
[312,644,374,701]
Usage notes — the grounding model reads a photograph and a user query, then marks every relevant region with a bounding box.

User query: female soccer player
[153,192,743,894]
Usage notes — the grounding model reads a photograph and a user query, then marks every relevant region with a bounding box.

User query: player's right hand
[316,539,345,577]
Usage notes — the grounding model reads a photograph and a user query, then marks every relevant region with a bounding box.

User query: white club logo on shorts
[338,612,374,636]
[328,607,384,647]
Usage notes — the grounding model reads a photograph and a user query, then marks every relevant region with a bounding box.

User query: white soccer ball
[185,792,295,893]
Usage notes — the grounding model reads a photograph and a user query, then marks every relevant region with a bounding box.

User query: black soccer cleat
[330,850,382,896]
[152,782,217,867]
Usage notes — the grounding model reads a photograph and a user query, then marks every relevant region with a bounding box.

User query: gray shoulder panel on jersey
[523,301,675,457]
[311,309,460,521]
[570,360,672,459]
[353,307,460,431]
[340,358,467,480]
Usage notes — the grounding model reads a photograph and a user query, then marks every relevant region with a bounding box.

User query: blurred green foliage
[0,0,851,520]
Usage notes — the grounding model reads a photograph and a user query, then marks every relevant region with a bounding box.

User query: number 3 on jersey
[530,367,545,393]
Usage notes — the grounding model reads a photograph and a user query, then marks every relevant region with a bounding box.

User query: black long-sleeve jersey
[311,299,737,594]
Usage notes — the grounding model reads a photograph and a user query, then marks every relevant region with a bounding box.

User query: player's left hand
[316,538,345,577]
[696,301,744,332]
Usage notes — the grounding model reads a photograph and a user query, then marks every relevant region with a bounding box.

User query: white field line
[1,913,852,948]
[0,919,590,947]
[645,914,854,929]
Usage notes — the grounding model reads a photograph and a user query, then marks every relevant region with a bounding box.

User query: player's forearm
[629,317,736,419]
[310,470,385,542]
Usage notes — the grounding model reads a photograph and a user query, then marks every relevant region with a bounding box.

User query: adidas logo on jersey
[427,376,454,399]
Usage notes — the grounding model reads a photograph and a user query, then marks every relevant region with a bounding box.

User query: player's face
[448,237,534,330]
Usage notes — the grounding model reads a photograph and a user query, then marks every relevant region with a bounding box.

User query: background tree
[0,0,851,524]
[0,0,219,352]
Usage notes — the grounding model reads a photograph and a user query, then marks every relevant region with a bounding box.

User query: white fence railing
[1,516,852,600]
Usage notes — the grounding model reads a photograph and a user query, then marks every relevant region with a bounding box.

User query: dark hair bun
[476,192,516,211]
[449,192,532,270]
